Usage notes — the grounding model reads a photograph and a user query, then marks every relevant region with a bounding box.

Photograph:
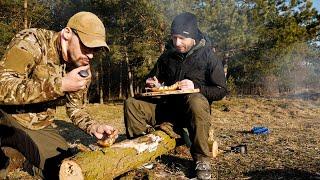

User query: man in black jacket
[124,12,227,179]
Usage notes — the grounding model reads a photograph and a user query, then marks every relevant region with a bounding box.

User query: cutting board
[138,88,200,97]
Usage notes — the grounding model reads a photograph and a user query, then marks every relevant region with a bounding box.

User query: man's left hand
[179,79,194,90]
[156,122,181,139]
[90,124,118,140]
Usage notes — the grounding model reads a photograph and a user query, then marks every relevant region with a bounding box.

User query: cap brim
[78,32,110,51]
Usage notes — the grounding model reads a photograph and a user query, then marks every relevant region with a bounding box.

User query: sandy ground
[3,96,320,179]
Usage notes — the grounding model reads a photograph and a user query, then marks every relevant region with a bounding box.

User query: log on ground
[59,130,176,180]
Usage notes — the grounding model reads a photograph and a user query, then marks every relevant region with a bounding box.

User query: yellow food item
[151,82,180,92]
[97,131,117,147]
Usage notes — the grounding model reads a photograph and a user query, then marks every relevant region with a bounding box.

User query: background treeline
[0,0,319,103]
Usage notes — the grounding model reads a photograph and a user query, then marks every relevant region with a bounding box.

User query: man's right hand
[146,76,161,88]
[61,65,91,92]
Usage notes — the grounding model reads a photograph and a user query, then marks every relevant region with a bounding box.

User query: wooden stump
[59,131,176,180]
[1,147,25,172]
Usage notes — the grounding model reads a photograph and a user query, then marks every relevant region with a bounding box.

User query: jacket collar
[185,38,206,57]
[166,38,206,59]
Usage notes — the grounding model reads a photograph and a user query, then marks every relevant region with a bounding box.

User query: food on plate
[150,82,180,92]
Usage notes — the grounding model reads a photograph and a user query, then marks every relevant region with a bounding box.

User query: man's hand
[61,65,91,92]
[178,79,194,90]
[146,76,161,88]
[89,123,118,140]
[156,122,181,139]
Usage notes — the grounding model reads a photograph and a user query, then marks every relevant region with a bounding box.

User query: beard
[67,52,89,67]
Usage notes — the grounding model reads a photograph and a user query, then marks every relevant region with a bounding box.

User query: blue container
[251,126,269,134]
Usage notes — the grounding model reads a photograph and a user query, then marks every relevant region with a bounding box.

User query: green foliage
[0,0,319,99]
[151,0,196,25]
[222,0,320,95]
[0,0,52,57]
[199,0,254,53]
[0,23,14,56]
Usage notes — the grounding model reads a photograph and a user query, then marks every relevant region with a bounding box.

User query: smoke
[276,42,320,100]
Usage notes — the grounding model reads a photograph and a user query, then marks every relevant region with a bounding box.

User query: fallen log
[59,130,176,180]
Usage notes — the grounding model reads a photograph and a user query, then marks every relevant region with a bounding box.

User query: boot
[0,156,9,179]
[195,160,212,180]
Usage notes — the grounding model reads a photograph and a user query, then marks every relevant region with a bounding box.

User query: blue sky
[313,0,320,12]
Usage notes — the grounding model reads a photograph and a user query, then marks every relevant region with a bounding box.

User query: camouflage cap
[67,11,110,51]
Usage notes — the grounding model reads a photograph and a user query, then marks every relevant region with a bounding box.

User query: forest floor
[4,95,320,179]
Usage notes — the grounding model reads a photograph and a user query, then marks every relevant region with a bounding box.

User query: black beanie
[171,12,201,41]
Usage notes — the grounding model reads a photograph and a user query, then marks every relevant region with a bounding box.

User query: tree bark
[107,60,111,100]
[99,58,104,104]
[59,131,176,180]
[119,61,123,99]
[126,53,134,97]
[24,0,28,29]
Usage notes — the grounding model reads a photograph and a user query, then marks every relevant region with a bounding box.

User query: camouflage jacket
[0,28,97,133]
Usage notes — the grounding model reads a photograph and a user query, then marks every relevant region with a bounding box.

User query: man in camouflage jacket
[0,12,117,179]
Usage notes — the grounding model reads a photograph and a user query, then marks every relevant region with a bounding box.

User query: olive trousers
[0,110,71,179]
[124,93,212,162]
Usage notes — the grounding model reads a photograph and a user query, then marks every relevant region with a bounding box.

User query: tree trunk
[119,61,123,99]
[96,71,100,102]
[24,0,28,29]
[59,131,176,180]
[126,52,134,97]
[107,60,111,101]
[99,58,104,104]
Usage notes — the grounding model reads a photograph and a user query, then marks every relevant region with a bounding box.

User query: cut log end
[59,160,84,180]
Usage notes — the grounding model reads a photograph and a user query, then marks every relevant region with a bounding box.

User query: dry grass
[5,97,320,179]
[210,97,320,179]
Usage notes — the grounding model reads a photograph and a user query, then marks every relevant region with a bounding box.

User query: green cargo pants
[124,93,211,162]
[0,110,71,179]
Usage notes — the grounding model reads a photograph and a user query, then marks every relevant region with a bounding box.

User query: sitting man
[0,12,117,179]
[124,12,227,179]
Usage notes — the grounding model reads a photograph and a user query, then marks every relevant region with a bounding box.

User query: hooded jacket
[149,37,227,103]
